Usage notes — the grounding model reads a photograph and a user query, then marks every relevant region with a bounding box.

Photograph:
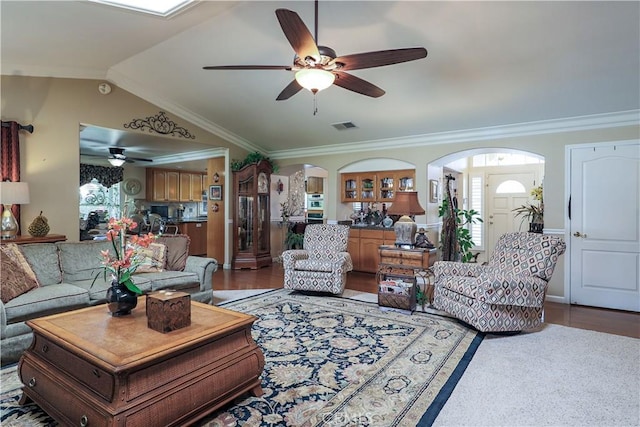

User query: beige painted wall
[275,126,639,299]
[1,76,248,256]
[3,75,638,300]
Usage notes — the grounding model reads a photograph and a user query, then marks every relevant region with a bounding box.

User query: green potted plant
[513,184,544,233]
[231,151,279,173]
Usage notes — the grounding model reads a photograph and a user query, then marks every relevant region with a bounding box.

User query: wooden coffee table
[19,298,265,426]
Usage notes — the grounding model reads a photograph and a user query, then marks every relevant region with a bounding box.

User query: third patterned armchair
[282,224,353,295]
[433,232,566,333]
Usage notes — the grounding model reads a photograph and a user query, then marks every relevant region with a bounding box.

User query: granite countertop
[169,218,208,224]
[350,224,393,230]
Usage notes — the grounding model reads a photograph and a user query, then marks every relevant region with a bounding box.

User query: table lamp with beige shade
[0,181,30,239]
[386,191,425,248]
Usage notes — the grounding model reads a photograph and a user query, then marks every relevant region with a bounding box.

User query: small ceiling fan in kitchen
[81,147,153,167]
[203,0,427,113]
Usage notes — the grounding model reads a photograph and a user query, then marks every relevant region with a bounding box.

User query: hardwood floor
[214,264,640,339]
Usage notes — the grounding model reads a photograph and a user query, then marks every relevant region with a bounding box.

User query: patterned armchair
[282,224,353,295]
[433,232,566,333]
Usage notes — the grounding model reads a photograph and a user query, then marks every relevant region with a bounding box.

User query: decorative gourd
[28,211,50,237]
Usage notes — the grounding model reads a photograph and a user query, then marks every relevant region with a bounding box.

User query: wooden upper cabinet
[179,172,205,202]
[147,168,202,202]
[340,169,415,202]
[341,173,359,202]
[306,176,324,194]
[359,173,376,202]
[147,169,179,202]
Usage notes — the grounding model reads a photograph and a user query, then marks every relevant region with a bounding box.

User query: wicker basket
[378,275,416,312]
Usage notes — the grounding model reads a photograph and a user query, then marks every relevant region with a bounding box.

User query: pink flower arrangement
[98,216,155,294]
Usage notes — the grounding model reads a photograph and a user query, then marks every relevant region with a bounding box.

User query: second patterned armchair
[282,224,353,295]
[433,232,566,333]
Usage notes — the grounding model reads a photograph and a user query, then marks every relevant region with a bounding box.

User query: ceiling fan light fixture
[108,157,126,167]
[295,69,335,93]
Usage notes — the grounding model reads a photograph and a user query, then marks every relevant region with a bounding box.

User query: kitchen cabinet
[341,170,415,202]
[179,172,205,202]
[348,228,396,273]
[306,176,324,194]
[232,160,272,269]
[178,221,207,256]
[146,169,179,202]
[147,168,204,202]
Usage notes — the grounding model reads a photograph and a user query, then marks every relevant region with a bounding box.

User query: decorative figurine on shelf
[414,228,434,249]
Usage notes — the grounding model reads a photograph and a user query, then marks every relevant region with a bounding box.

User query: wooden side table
[0,234,67,245]
[378,246,437,308]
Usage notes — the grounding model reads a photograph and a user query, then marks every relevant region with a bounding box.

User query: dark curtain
[1,121,22,233]
[80,164,123,187]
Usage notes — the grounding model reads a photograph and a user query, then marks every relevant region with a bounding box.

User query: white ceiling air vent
[331,121,358,131]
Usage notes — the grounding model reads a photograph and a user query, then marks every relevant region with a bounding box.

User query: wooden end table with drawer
[377,246,437,308]
[18,298,265,427]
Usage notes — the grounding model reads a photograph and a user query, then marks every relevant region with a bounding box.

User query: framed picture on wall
[429,180,439,203]
[209,185,222,201]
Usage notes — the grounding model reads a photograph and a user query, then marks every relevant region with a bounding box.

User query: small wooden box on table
[377,246,437,311]
[19,298,265,426]
[146,291,191,333]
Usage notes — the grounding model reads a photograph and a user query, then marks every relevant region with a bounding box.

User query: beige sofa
[1,237,217,364]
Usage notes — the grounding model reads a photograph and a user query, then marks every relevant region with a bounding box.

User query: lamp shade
[108,158,126,167]
[386,191,425,216]
[387,191,425,247]
[0,181,30,205]
[295,69,336,93]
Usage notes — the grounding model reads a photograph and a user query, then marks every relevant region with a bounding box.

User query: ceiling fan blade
[333,47,427,71]
[276,80,303,101]
[203,65,291,71]
[276,8,320,62]
[127,156,153,163]
[333,72,385,98]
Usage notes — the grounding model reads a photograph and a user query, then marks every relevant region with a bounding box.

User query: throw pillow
[136,242,167,273]
[0,243,40,286]
[155,235,190,271]
[1,249,38,303]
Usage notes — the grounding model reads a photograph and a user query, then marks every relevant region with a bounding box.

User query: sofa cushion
[136,242,167,273]
[19,243,62,286]
[156,235,190,271]
[57,240,112,283]
[1,250,38,303]
[0,243,40,286]
[69,275,153,301]
[294,259,334,273]
[3,283,89,323]
[135,270,200,292]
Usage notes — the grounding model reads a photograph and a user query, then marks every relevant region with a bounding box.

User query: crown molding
[1,63,107,80]
[106,68,262,154]
[269,110,640,159]
[150,148,226,165]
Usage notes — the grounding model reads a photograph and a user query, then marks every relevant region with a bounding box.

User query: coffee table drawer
[32,334,115,401]
[20,359,111,427]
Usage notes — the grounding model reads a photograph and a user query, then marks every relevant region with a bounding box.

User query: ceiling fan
[203,1,427,103]
[82,147,153,167]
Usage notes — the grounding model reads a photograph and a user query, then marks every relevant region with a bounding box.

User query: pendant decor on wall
[124,111,195,139]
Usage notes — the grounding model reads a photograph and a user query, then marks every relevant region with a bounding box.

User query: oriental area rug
[0,289,483,427]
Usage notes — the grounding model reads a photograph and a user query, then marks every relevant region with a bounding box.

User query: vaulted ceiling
[2,1,639,163]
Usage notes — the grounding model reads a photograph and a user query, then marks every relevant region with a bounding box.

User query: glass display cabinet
[232,160,272,269]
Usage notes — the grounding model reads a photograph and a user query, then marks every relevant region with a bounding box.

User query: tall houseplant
[439,174,483,263]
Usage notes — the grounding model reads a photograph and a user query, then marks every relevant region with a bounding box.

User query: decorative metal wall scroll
[124,111,195,139]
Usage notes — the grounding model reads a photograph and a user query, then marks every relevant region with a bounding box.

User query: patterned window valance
[80,164,123,187]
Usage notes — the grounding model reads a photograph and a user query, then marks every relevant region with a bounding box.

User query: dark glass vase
[106,280,138,317]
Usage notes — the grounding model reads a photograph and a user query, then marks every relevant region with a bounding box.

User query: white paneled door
[568,142,640,312]
[486,172,536,260]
